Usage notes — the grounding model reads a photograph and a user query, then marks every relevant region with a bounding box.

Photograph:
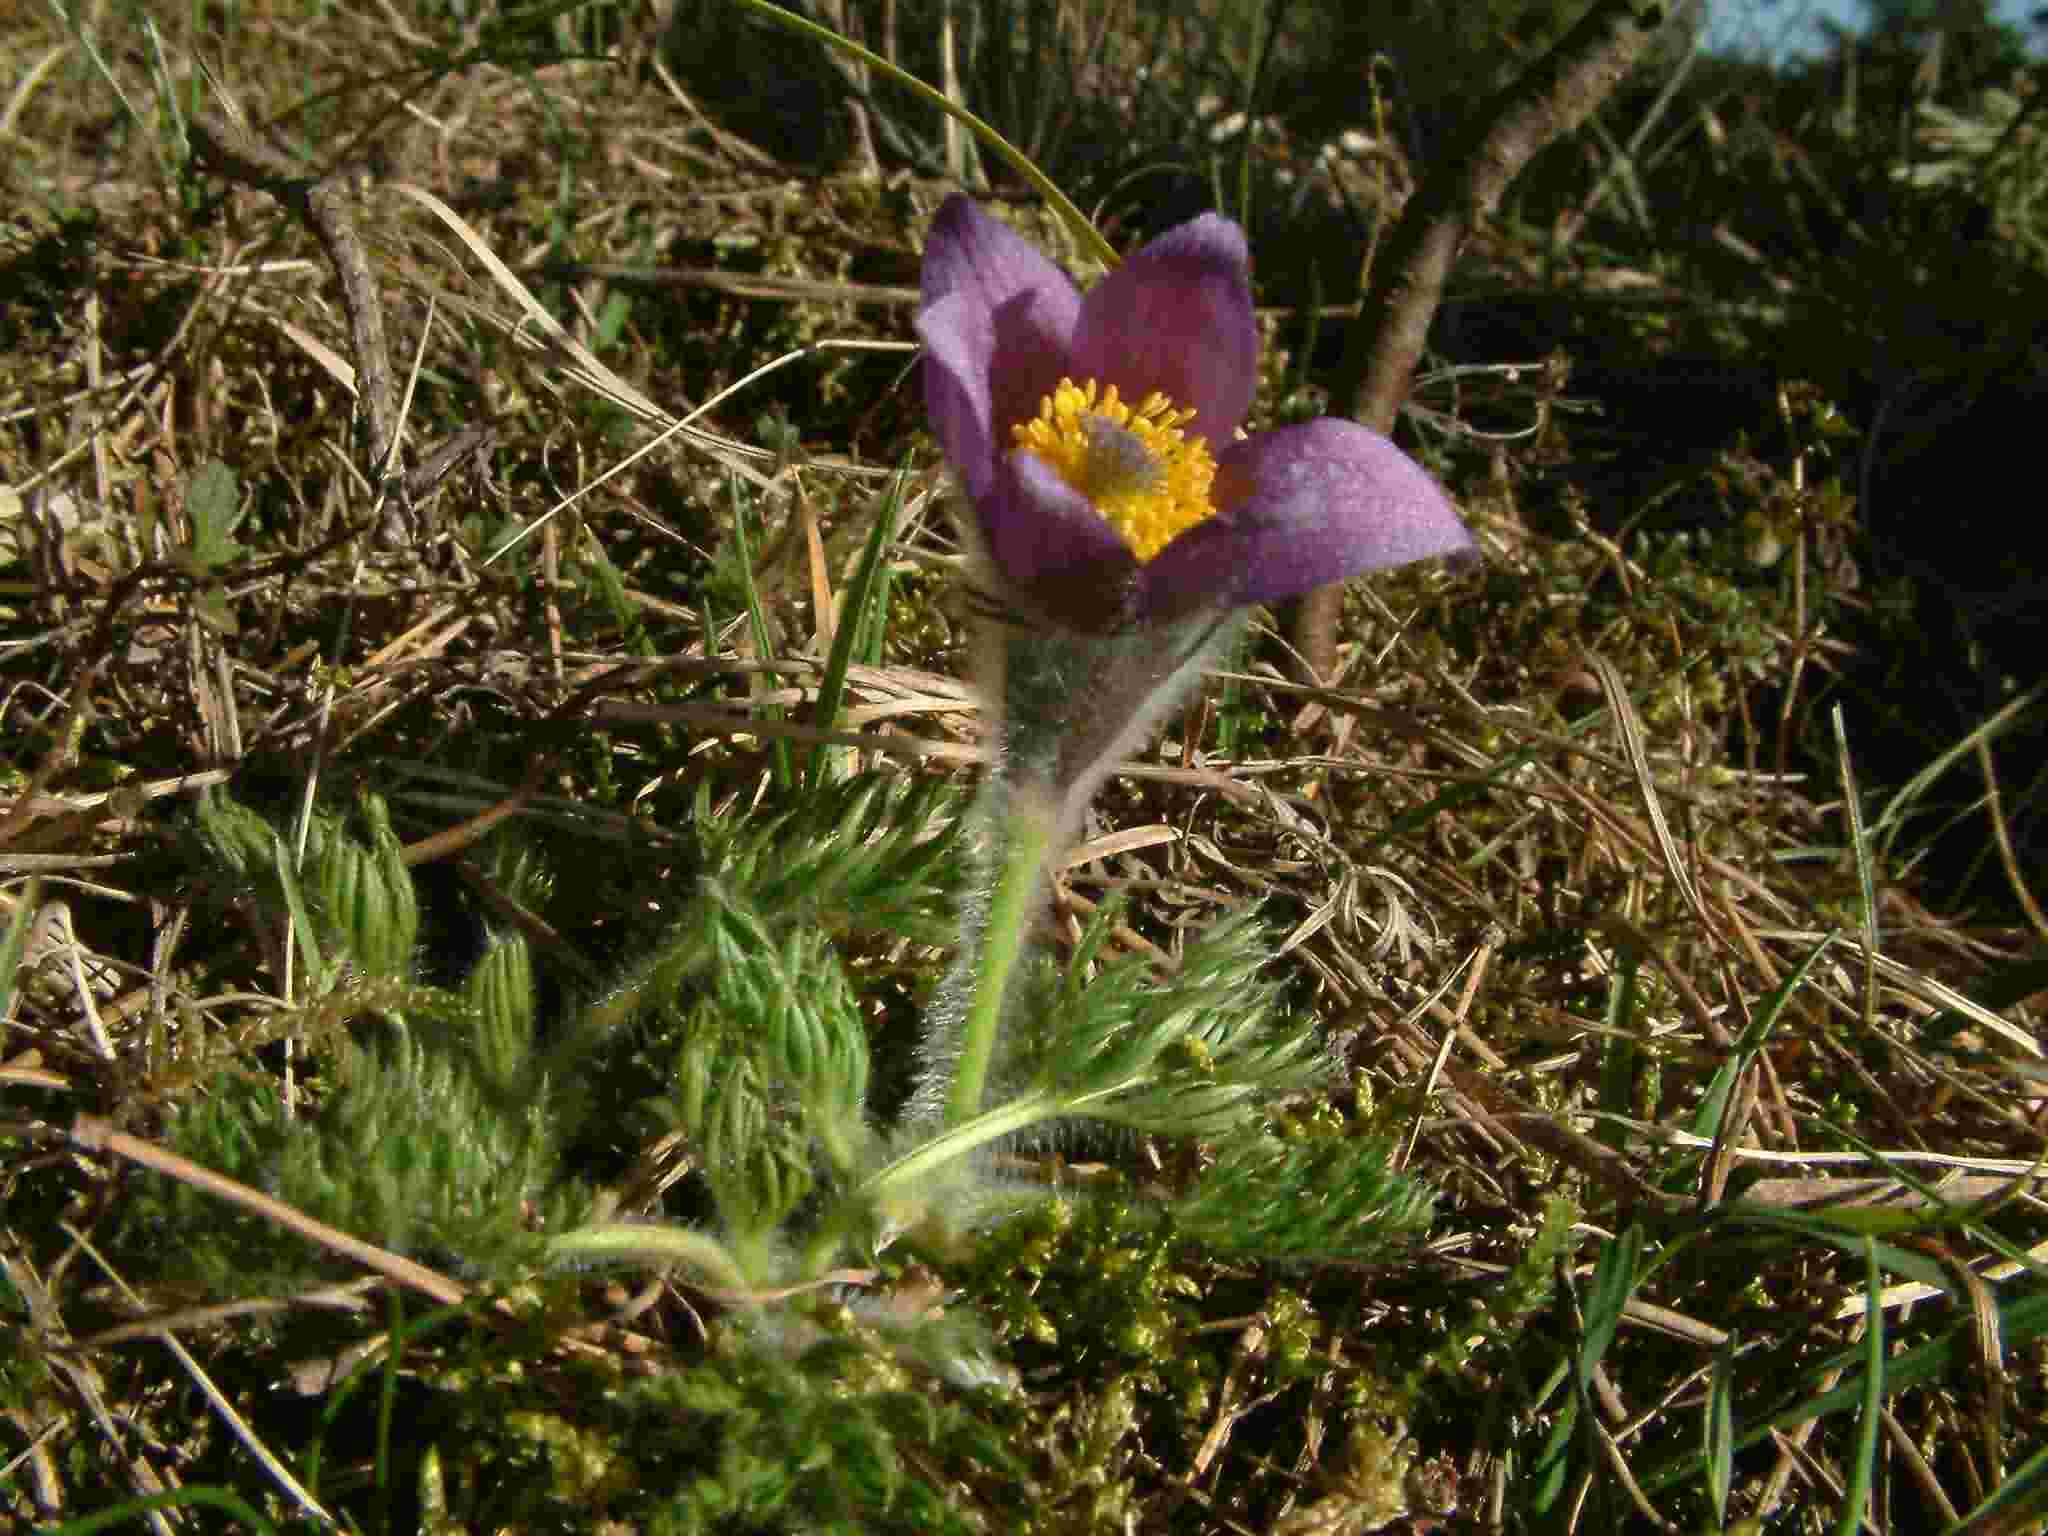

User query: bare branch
[1286,0,1699,683]
[189,112,408,544]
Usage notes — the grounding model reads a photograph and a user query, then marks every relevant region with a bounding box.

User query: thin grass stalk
[805,462,909,789]
[729,470,795,790]
[727,0,1116,266]
[1837,1239,1885,1536]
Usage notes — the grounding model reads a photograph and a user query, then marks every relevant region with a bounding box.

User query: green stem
[945,782,1057,1127]
[879,1047,1178,1201]
[796,1092,1064,1276]
[547,1224,752,1292]
[869,1090,1063,1205]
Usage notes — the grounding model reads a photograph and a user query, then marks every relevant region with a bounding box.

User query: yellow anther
[1011,378,1218,562]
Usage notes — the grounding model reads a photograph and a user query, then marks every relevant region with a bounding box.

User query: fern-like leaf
[1171,1128,1436,1262]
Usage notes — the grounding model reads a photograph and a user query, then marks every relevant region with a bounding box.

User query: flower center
[1011,378,1218,563]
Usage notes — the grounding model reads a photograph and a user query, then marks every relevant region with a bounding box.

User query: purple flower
[916,195,1471,632]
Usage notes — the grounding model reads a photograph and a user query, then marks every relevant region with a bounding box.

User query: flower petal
[1068,213,1258,447]
[917,197,1080,494]
[916,292,998,500]
[1136,420,1469,618]
[973,451,1140,631]
[921,195,1076,320]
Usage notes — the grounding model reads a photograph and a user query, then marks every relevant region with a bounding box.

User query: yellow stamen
[1011,378,1218,563]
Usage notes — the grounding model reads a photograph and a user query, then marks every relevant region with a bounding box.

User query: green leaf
[192,586,239,634]
[182,458,246,569]
[1030,909,1325,1139]
[592,287,633,352]
[463,933,537,1097]
[1170,1129,1435,1261]
[0,878,37,1023]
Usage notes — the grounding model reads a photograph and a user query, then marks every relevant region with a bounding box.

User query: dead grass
[4,2,2046,1532]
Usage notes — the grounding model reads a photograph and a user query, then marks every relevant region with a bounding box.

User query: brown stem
[70,1115,470,1308]
[190,112,409,544]
[1285,0,1695,684]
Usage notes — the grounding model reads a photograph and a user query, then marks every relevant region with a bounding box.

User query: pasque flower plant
[909,196,1474,1132]
[148,191,1454,1417]
[546,195,1465,1301]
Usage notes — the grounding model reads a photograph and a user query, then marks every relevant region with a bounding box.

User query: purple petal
[921,287,1079,502]
[919,195,1078,326]
[916,292,999,501]
[975,452,1141,631]
[917,197,1080,492]
[1137,420,1469,617]
[1068,213,1258,447]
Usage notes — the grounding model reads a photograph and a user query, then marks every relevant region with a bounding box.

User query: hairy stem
[910,610,1240,1138]
[946,782,1056,1127]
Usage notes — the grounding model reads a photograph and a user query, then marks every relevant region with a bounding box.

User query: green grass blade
[1581,1223,1641,1393]
[1642,1290,2048,1493]
[374,1286,404,1536]
[1869,679,2043,863]
[1804,1118,2048,1279]
[1945,1434,2048,1532]
[44,1486,280,1535]
[1922,944,2048,1052]
[1743,929,1844,1046]
[806,461,907,790]
[726,0,1116,268]
[1705,1332,1737,1527]
[1712,1201,1957,1291]
[1597,953,1643,1153]
[1528,1390,1580,1516]
[1689,930,1839,1144]
[1836,1237,1884,1536]
[1577,1226,1641,1522]
[303,1299,470,1503]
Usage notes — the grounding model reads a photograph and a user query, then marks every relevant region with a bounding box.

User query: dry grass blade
[68,1116,471,1310]
[388,182,781,487]
[1583,648,1708,933]
[6,0,2044,1527]
[1975,731,2048,942]
[3,1238,179,1533]
[62,1224,340,1530]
